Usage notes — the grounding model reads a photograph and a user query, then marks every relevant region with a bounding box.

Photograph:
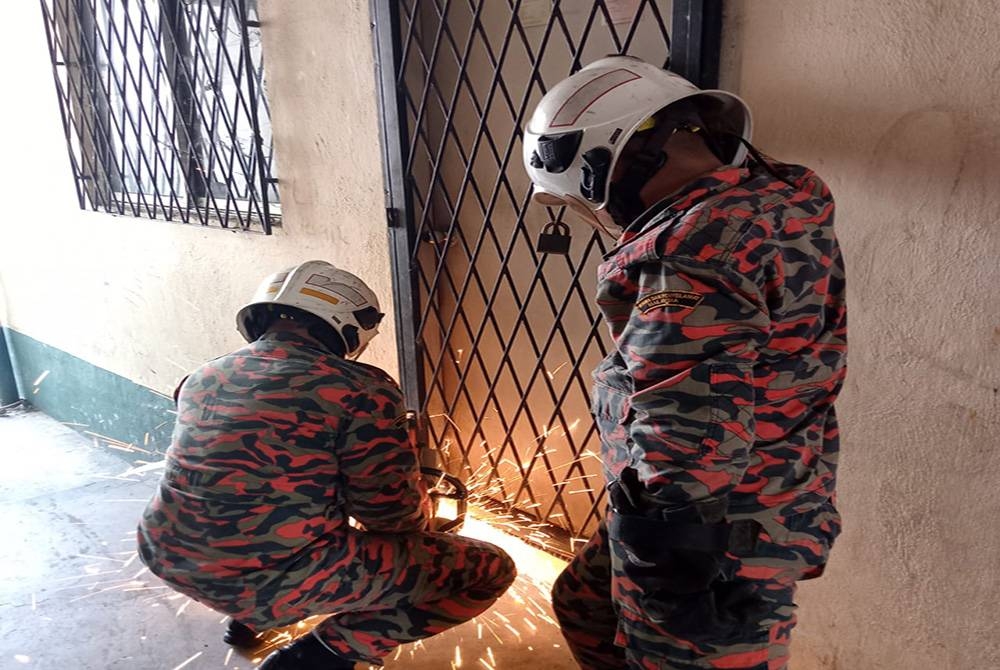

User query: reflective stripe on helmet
[550,68,641,128]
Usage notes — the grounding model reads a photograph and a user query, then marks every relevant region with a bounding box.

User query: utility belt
[607,509,763,558]
[607,467,762,558]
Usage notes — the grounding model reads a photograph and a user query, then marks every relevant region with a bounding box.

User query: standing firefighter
[523,57,846,670]
[137,261,515,669]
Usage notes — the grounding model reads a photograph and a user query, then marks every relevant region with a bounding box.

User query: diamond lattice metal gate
[373,0,720,556]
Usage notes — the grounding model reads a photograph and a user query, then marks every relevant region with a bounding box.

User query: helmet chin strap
[607,119,681,227]
[730,134,797,189]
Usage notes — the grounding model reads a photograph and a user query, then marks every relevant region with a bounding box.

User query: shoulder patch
[636,290,704,313]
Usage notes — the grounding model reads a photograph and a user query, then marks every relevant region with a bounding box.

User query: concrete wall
[721,1,1000,668]
[0,0,397,399]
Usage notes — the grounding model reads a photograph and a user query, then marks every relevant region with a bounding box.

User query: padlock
[421,467,468,533]
[536,221,572,254]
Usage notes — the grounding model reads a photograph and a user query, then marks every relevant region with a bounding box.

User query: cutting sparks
[169,652,202,670]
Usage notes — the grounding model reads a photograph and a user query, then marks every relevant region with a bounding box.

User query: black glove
[640,579,773,643]
[607,468,767,643]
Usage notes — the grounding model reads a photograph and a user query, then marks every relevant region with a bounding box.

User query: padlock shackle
[541,221,570,235]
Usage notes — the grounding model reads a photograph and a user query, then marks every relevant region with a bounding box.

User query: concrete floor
[0,409,577,669]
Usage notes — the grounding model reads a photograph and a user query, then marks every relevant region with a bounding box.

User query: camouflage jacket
[592,161,846,518]
[138,331,430,580]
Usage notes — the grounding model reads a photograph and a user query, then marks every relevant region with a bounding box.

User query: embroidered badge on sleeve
[636,290,704,313]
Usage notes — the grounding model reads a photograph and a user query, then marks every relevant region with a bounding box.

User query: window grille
[39,0,279,233]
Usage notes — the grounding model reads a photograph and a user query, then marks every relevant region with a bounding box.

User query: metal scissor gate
[373,0,721,555]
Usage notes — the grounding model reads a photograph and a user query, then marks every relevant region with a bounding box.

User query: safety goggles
[529,119,676,238]
[531,130,620,237]
[353,306,385,331]
[532,130,615,203]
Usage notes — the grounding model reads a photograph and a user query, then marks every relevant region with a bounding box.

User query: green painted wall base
[0,328,18,405]
[3,327,175,463]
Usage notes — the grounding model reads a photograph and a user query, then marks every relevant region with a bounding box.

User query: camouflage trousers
[553,509,836,670]
[159,529,516,665]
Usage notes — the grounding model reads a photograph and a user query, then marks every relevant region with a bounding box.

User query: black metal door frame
[373,0,427,426]
[372,0,722,554]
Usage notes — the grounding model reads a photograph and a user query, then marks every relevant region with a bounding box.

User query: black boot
[258,634,355,670]
[223,619,260,648]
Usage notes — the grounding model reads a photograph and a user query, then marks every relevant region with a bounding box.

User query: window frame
[39,0,280,233]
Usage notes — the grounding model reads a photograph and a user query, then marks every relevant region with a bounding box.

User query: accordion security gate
[374,0,721,555]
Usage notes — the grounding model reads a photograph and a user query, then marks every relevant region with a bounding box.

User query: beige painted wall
[721,1,1000,668]
[0,0,397,395]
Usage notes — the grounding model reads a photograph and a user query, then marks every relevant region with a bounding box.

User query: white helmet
[236,260,384,359]
[523,56,752,236]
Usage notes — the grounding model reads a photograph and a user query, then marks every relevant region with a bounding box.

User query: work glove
[607,468,768,643]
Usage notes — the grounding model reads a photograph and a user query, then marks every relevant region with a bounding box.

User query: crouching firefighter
[137,261,516,669]
[523,56,846,669]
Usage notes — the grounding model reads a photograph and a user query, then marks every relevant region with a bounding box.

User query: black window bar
[39,0,279,233]
[374,0,722,557]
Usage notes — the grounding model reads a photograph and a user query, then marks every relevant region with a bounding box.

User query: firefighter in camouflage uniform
[137,261,516,669]
[523,57,845,669]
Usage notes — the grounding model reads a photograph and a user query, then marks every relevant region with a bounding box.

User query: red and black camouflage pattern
[553,519,812,669]
[556,161,845,669]
[137,330,515,664]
